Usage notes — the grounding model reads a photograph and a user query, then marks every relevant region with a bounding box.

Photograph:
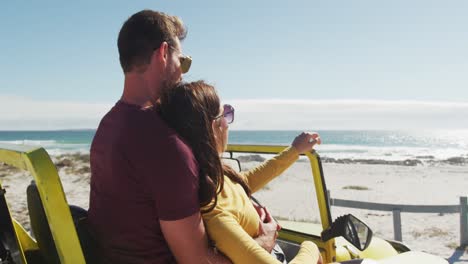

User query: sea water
[1,130,467,163]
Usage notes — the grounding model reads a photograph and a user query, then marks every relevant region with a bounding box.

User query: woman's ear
[212,119,218,138]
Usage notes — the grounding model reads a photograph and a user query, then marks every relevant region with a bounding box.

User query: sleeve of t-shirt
[138,132,200,221]
[158,135,200,221]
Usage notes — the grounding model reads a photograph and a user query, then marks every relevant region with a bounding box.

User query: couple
[88,10,322,264]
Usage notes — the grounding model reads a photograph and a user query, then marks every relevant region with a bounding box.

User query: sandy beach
[1,153,467,262]
[245,157,468,263]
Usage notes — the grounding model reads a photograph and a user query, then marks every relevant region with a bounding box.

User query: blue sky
[1,1,468,130]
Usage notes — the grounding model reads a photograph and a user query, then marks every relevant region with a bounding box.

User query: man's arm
[160,212,231,264]
[253,206,279,253]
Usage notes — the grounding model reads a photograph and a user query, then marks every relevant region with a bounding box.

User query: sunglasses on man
[179,55,192,74]
[157,44,192,74]
[215,104,235,124]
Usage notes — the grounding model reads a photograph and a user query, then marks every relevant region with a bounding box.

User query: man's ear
[153,41,169,65]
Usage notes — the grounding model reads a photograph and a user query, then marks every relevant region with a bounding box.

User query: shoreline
[237,153,468,166]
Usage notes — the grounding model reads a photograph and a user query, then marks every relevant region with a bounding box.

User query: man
[88,10,277,263]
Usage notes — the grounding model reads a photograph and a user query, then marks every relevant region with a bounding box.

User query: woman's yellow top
[202,147,320,264]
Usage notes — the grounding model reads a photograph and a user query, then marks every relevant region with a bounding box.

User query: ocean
[1,130,467,164]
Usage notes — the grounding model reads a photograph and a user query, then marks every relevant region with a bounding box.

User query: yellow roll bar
[0,143,86,264]
[226,144,336,262]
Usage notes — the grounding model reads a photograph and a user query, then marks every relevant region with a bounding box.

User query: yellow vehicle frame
[226,144,337,262]
[0,143,86,264]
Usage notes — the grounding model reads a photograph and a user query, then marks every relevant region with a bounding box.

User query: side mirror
[321,214,373,251]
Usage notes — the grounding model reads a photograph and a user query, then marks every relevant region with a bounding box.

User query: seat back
[27,181,61,264]
[27,182,99,264]
[1,186,22,264]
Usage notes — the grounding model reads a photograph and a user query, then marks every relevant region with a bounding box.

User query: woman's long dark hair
[157,80,251,213]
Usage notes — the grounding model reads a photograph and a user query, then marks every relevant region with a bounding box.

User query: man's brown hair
[117,10,187,73]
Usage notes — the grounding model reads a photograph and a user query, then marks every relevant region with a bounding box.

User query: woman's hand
[291,132,321,154]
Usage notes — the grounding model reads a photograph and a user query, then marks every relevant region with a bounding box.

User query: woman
[158,80,322,264]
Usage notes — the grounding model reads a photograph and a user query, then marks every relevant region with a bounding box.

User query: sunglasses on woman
[215,104,235,124]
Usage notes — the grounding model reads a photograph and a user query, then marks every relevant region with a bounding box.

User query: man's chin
[162,78,182,92]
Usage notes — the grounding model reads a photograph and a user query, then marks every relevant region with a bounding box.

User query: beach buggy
[0,143,448,263]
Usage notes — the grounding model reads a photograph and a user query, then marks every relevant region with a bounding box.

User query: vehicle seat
[1,186,23,264]
[27,181,99,263]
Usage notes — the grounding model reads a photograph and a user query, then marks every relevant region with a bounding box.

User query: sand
[1,154,467,263]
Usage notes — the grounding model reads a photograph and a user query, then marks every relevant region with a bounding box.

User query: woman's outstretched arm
[241,132,321,193]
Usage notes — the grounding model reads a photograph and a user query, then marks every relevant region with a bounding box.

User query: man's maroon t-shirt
[88,101,199,264]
